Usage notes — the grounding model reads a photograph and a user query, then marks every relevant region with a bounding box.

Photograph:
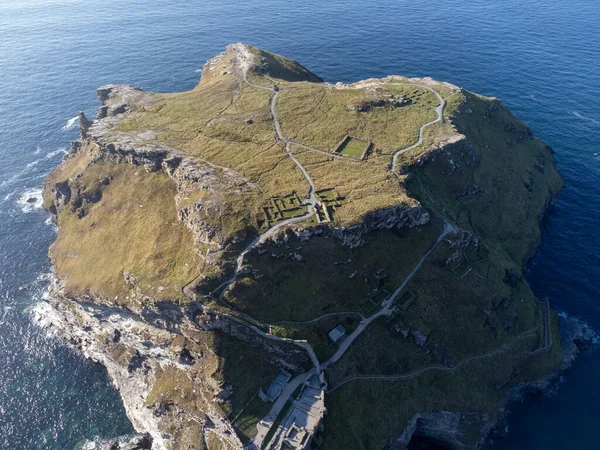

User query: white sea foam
[0,306,12,326]
[571,111,599,124]
[46,148,68,159]
[44,215,57,229]
[26,160,40,168]
[33,146,42,155]
[62,116,79,131]
[17,187,43,213]
[194,68,203,73]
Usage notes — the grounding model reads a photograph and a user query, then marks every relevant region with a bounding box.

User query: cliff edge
[35,44,580,450]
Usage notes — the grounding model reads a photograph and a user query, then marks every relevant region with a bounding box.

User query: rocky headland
[33,43,590,450]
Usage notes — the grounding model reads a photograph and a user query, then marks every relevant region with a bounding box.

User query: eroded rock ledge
[33,276,312,450]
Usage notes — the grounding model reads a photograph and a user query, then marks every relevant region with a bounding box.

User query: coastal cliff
[34,44,581,450]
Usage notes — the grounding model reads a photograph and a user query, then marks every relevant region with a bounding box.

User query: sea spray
[62,116,79,131]
[17,188,43,213]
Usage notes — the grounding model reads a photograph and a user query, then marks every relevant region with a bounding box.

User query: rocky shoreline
[35,45,573,449]
[31,282,595,450]
[490,315,596,443]
[31,275,314,450]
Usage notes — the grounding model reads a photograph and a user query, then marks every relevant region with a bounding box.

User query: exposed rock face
[492,316,597,437]
[390,411,491,450]
[277,203,430,249]
[32,276,312,450]
[46,180,71,215]
[87,433,153,450]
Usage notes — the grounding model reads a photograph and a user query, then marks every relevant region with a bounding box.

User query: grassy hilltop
[43,44,565,449]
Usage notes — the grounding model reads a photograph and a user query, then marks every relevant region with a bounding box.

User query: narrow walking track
[329,327,538,392]
[214,45,321,302]
[321,220,456,370]
[219,47,464,448]
[388,82,445,173]
[269,311,365,326]
[251,220,455,449]
[222,44,448,306]
[211,45,540,448]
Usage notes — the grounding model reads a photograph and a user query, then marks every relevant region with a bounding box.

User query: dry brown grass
[112,59,463,229]
[290,146,412,225]
[50,161,198,302]
[277,84,438,154]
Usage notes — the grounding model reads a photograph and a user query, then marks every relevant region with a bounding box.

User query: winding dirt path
[269,311,365,326]
[214,45,321,302]
[220,45,469,448]
[388,83,446,172]
[328,327,538,392]
[221,45,448,307]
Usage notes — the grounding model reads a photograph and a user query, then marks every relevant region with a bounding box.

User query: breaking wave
[0,306,11,326]
[17,188,43,213]
[62,116,79,131]
[46,148,67,159]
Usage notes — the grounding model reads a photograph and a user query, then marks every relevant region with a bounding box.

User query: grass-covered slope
[42,44,566,450]
[317,91,565,449]
[411,91,564,265]
[45,144,197,302]
[246,45,324,83]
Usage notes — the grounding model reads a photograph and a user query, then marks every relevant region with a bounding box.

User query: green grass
[209,331,287,418]
[225,222,441,323]
[336,136,369,157]
[140,327,312,446]
[280,205,308,219]
[96,46,463,230]
[271,315,360,362]
[246,45,324,83]
[290,145,414,226]
[43,45,566,450]
[322,309,563,449]
[233,396,271,442]
[322,332,543,450]
[277,84,438,155]
[327,316,438,386]
[371,286,392,304]
[406,91,564,266]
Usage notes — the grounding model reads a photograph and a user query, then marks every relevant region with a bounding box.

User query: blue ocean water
[0,0,598,448]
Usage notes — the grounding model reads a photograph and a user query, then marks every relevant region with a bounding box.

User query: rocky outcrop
[46,180,71,215]
[330,203,429,248]
[274,202,429,249]
[491,316,596,441]
[39,45,576,450]
[389,411,492,450]
[32,276,312,450]
[84,433,153,450]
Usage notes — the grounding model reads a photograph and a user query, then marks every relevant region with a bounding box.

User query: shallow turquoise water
[0,0,598,448]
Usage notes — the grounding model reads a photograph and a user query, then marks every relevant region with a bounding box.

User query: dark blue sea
[0,0,598,448]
